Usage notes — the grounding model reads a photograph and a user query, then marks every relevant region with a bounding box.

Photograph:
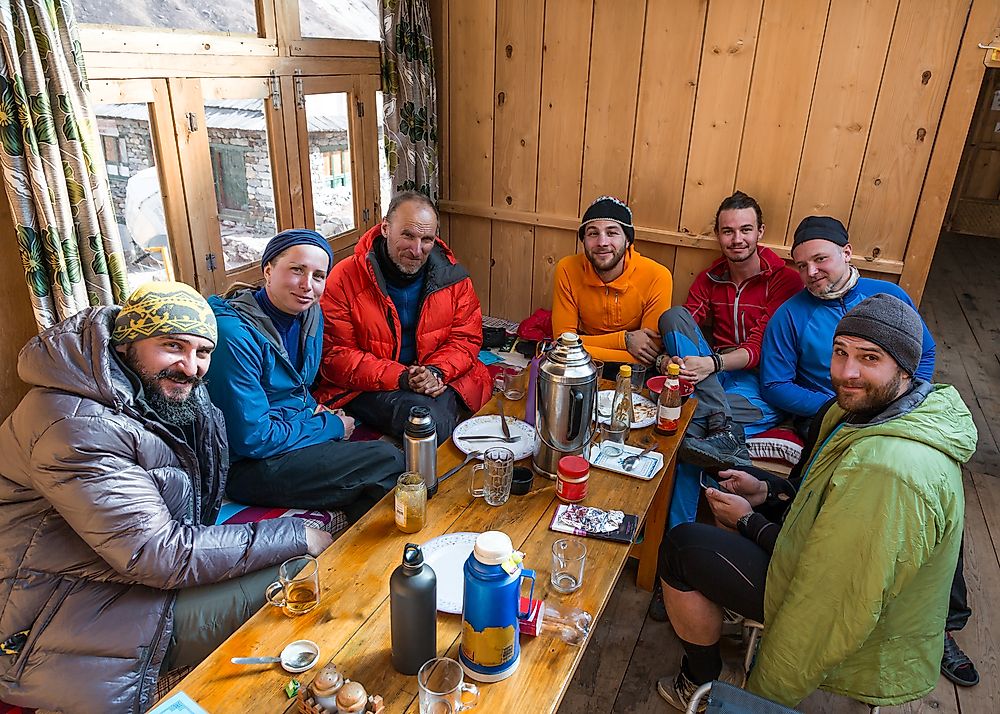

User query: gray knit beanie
[834,293,922,375]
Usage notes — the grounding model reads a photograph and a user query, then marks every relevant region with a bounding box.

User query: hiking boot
[657,658,742,712]
[680,428,752,471]
[941,632,979,686]
[721,608,745,639]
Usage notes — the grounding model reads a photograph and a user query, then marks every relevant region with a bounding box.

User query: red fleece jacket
[683,246,802,369]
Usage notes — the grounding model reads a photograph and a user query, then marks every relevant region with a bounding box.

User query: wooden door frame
[900,0,1000,302]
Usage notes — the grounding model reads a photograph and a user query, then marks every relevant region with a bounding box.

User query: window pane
[299,0,379,40]
[205,99,278,272]
[376,91,392,213]
[76,0,256,34]
[93,102,171,290]
[304,93,355,238]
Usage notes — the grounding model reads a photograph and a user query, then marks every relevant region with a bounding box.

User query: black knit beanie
[835,293,922,376]
[578,196,634,245]
[792,215,849,251]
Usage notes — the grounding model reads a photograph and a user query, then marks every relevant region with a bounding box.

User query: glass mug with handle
[469,446,515,506]
[418,657,479,713]
[265,555,320,616]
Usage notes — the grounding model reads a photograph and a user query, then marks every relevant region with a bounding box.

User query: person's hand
[337,414,355,439]
[624,328,661,365]
[718,469,768,507]
[705,489,753,529]
[305,526,334,556]
[678,355,715,384]
[408,365,447,397]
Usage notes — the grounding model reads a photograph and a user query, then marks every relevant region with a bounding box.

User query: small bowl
[510,466,534,495]
[280,639,320,673]
[646,376,694,401]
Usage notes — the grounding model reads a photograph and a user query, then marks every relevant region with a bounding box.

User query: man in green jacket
[656,293,976,710]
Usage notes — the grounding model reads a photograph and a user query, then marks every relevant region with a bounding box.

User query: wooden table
[163,394,694,713]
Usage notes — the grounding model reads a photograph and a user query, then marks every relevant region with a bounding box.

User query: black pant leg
[347,388,461,444]
[227,439,404,523]
[946,537,972,631]
[659,522,769,623]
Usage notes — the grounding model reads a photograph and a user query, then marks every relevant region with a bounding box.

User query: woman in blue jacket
[206,229,403,522]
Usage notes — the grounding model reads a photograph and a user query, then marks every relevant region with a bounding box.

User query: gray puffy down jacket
[0,307,307,713]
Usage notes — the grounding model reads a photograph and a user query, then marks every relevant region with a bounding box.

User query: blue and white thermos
[459,531,536,682]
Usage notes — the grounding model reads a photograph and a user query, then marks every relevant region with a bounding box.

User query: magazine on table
[549,504,639,544]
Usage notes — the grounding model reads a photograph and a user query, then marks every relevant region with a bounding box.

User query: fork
[622,439,657,470]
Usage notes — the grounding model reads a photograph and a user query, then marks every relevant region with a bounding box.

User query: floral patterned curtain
[380,0,438,200]
[0,0,128,330]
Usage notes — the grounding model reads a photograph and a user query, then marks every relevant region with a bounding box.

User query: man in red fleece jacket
[658,191,802,477]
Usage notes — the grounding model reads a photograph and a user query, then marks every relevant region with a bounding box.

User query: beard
[585,243,627,274]
[833,369,907,415]
[122,347,204,426]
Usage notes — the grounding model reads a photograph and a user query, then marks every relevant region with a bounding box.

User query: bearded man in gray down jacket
[0,281,332,714]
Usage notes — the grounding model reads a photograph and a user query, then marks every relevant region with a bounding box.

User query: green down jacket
[748,383,976,707]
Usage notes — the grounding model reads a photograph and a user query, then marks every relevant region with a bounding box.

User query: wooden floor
[559,232,999,714]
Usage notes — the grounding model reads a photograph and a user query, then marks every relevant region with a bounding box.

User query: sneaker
[680,428,752,471]
[721,608,745,638]
[941,632,979,686]
[657,658,742,712]
[648,583,667,622]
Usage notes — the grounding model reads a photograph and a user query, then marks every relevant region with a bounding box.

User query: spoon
[438,451,482,484]
[622,439,657,470]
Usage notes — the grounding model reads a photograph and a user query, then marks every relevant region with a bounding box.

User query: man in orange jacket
[552,196,673,371]
[314,192,492,442]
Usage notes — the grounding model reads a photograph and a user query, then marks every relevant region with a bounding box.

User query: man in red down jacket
[314,191,491,442]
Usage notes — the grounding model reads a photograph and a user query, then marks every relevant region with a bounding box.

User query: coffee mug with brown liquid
[266,555,320,616]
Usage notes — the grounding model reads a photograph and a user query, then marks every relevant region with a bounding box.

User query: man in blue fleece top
[761,215,935,427]
[760,217,978,688]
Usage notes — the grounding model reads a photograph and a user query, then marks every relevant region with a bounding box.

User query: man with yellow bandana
[0,281,331,713]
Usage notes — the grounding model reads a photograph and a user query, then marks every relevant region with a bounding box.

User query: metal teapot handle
[565,388,585,441]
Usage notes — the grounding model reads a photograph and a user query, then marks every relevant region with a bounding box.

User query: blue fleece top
[385,279,423,365]
[206,292,344,461]
[253,287,302,370]
[760,278,936,417]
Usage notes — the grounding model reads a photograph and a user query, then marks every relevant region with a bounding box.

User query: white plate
[452,415,536,461]
[588,442,664,480]
[595,389,657,429]
[421,532,478,614]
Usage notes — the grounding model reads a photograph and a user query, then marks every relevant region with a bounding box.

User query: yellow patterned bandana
[112,281,217,346]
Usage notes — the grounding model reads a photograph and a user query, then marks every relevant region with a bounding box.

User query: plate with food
[452,414,536,460]
[595,390,657,429]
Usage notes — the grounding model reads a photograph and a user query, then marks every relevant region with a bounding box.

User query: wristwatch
[736,512,754,533]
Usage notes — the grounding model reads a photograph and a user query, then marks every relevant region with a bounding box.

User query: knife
[497,397,513,440]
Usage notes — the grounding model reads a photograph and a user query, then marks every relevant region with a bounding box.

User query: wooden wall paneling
[787,0,898,241]
[430,0,450,203]
[848,0,973,263]
[634,242,678,293]
[628,0,707,231]
[166,77,222,295]
[0,190,40,419]
[578,0,646,207]
[448,215,492,311]
[735,0,830,243]
[490,0,544,320]
[900,0,997,301]
[530,0,595,311]
[446,0,496,311]
[679,0,764,238]
[670,246,718,306]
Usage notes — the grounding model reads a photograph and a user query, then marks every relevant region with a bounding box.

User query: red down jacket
[314,225,492,412]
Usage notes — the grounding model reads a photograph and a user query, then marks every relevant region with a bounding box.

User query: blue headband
[260,229,334,272]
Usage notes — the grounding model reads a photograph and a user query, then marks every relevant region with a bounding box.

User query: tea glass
[418,657,480,713]
[495,366,526,400]
[629,363,647,391]
[469,447,514,506]
[599,423,628,457]
[265,555,320,617]
[551,538,587,594]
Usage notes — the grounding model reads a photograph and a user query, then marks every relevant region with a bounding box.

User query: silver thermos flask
[404,406,438,498]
